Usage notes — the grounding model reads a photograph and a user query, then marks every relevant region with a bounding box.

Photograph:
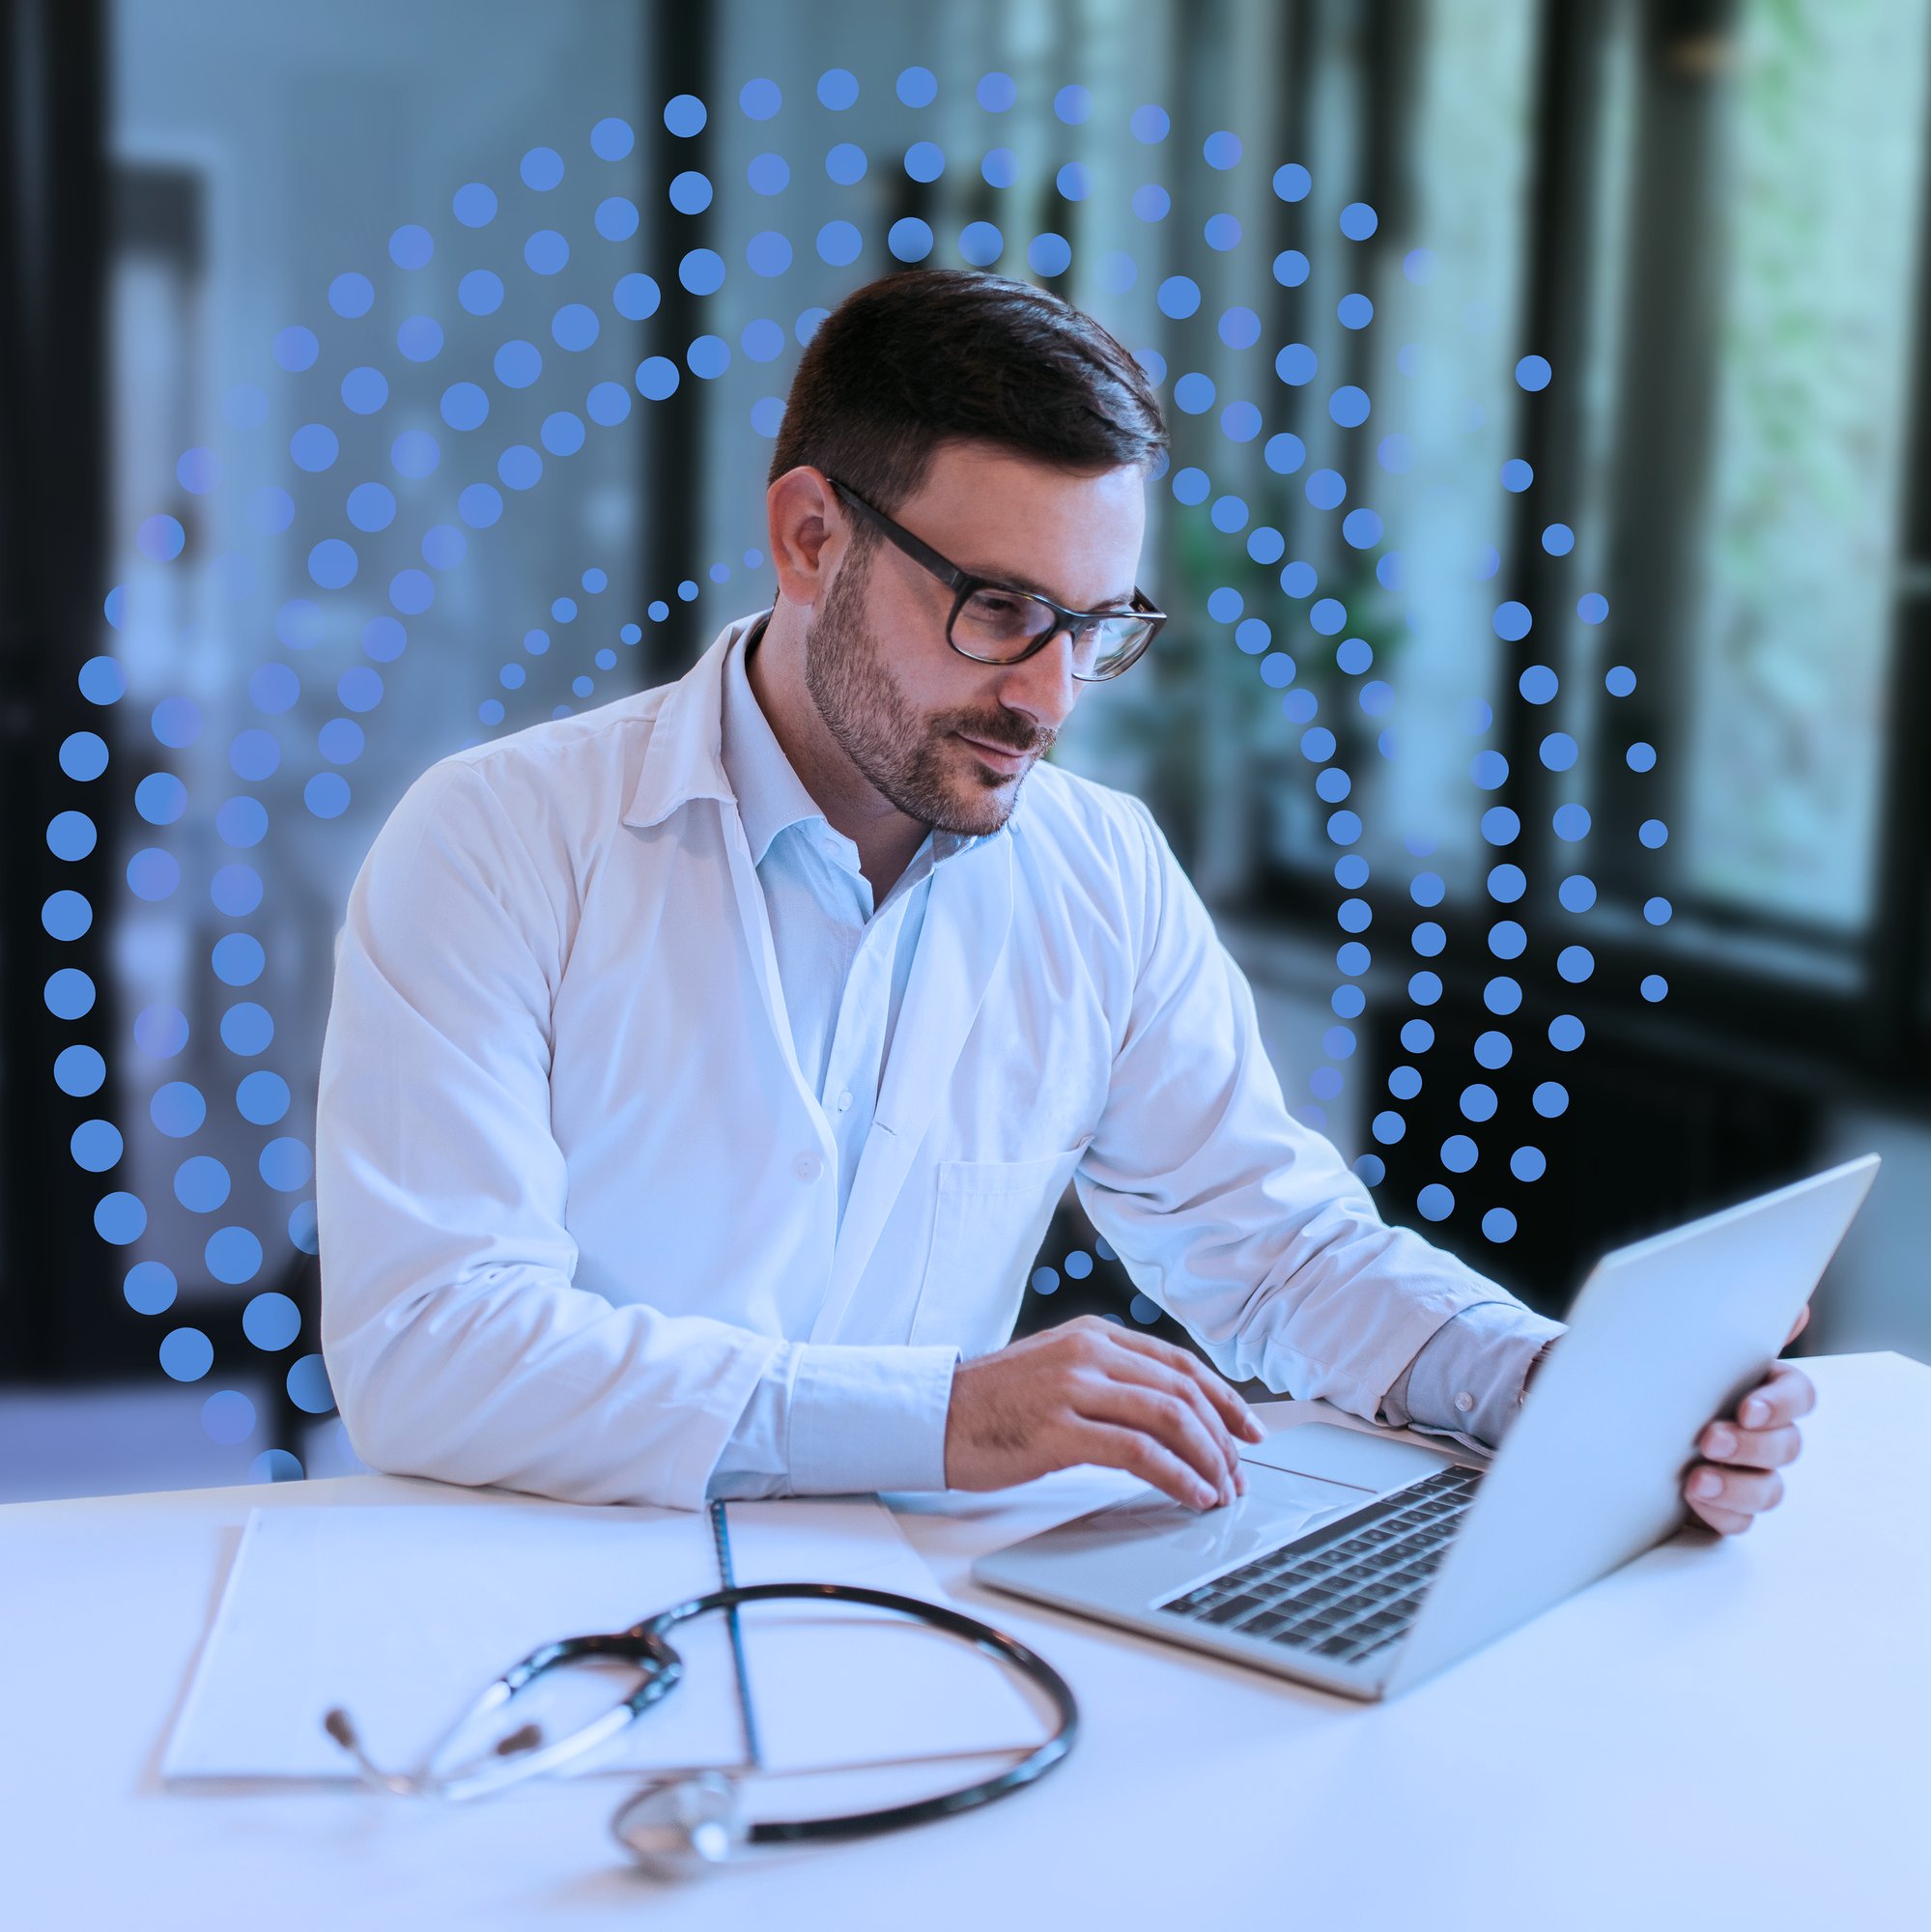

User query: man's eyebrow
[957,561,1138,610]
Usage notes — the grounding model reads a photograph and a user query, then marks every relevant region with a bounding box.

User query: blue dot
[899,66,939,107]
[591,116,635,159]
[1516,355,1552,391]
[1265,435,1306,476]
[328,272,374,318]
[888,217,933,264]
[137,513,185,562]
[207,1225,263,1287]
[174,1154,231,1213]
[1031,1266,1060,1296]
[1417,1184,1455,1223]
[1578,592,1610,624]
[159,1327,213,1381]
[126,850,179,903]
[1485,977,1522,1016]
[1342,510,1383,553]
[134,772,186,825]
[1557,874,1596,913]
[1338,293,1374,330]
[665,93,707,137]
[1641,974,1669,1004]
[1174,372,1215,415]
[1275,343,1318,386]
[1309,597,1346,636]
[1640,818,1669,849]
[1470,750,1509,791]
[95,1190,148,1244]
[78,656,126,706]
[43,889,92,941]
[1511,1146,1548,1183]
[1542,523,1575,556]
[1306,469,1347,511]
[260,1136,313,1192]
[816,220,863,268]
[1519,665,1559,705]
[1627,741,1657,774]
[125,1262,177,1316]
[1027,231,1073,278]
[1273,248,1310,287]
[1532,1082,1570,1120]
[273,326,319,371]
[1274,162,1312,201]
[518,144,563,190]
[1131,103,1170,143]
[1372,1111,1406,1146]
[200,1389,256,1446]
[55,1045,107,1096]
[216,793,270,847]
[1331,386,1372,429]
[307,539,357,591]
[820,67,861,109]
[748,152,790,196]
[289,423,338,472]
[1409,971,1442,1007]
[1553,803,1592,840]
[71,1119,122,1172]
[1492,601,1532,641]
[1499,458,1533,493]
[1441,1135,1479,1174]
[739,76,781,121]
[976,71,1015,112]
[236,1070,289,1127]
[1482,1208,1518,1244]
[1556,945,1595,983]
[1339,200,1378,240]
[1541,731,1579,772]
[1203,213,1240,251]
[1605,665,1637,697]
[207,868,259,928]
[212,933,266,987]
[681,331,729,383]
[48,810,98,861]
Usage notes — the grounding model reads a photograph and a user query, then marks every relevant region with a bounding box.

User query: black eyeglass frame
[824,473,1167,681]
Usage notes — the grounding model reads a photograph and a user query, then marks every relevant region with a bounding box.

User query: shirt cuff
[1380,1301,1567,1451]
[788,1342,961,1494]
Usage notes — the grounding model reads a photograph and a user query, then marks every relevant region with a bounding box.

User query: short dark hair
[767,269,1168,526]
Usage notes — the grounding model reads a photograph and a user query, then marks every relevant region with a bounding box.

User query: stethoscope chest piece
[612,1771,748,1879]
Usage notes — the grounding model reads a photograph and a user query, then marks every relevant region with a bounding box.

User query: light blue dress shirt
[708,616,1559,1494]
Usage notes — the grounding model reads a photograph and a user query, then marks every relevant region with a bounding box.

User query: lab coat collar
[618,612,752,833]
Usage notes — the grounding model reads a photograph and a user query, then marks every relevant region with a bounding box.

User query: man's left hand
[1682,1305,1816,1535]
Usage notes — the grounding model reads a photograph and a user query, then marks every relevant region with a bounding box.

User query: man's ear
[766,467,844,611]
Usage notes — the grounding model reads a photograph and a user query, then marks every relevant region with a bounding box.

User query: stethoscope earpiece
[612,1772,748,1879]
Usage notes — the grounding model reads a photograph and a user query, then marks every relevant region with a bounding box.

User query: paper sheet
[162,1496,1044,1783]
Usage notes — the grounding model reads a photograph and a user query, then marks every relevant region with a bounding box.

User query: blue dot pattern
[60,65,1669,1426]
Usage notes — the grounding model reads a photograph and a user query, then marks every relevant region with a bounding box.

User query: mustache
[951,719,1052,756]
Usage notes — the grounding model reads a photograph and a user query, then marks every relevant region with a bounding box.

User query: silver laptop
[974,1154,1879,1700]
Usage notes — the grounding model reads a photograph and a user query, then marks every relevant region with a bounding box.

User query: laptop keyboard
[1157,1464,1482,1667]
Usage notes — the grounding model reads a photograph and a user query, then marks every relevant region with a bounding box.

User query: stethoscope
[325,1580,1079,1880]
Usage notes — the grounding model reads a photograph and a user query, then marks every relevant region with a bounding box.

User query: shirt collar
[719,609,984,872]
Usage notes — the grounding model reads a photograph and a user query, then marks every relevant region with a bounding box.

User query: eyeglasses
[825,474,1166,682]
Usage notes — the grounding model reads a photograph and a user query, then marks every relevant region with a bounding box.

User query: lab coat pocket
[911,1139,1092,1352]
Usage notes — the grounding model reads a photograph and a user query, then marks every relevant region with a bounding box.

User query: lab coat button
[794,1151,822,1181]
[1454,1391,1475,1413]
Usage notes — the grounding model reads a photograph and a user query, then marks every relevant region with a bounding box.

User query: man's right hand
[942,1314,1265,1509]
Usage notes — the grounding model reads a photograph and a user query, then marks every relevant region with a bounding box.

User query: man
[317,269,1808,1532]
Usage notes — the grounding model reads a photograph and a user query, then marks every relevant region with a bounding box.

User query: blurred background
[3,0,1926,1503]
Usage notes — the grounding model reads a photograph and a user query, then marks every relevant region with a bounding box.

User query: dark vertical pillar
[0,0,114,1381]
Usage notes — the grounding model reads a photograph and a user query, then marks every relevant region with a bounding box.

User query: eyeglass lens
[951,587,1151,676]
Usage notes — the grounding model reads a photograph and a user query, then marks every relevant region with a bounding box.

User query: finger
[1784,1303,1811,1347]
[1095,1350,1246,1489]
[1697,1420,1802,1470]
[1102,1326,1265,1442]
[1685,1463,1785,1516]
[1737,1363,1816,1430]
[1071,1378,1236,1504]
[1069,1418,1223,1510]
[1687,1496,1755,1536]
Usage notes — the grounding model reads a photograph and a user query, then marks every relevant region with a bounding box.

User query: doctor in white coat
[317,269,1810,1531]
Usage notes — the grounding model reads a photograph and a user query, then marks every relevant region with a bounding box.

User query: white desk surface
[3,1351,1923,1931]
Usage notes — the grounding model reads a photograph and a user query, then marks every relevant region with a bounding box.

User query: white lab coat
[317,611,1513,1510]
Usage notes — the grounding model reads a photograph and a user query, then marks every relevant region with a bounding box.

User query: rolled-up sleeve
[1075,797,1548,1425]
[318,758,813,1511]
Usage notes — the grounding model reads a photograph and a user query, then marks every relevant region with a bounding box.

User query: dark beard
[802,545,1050,837]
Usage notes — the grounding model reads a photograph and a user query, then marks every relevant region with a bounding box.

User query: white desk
[4,1352,1924,1931]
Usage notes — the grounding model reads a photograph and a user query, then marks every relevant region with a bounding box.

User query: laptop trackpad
[1241,1419,1458,1493]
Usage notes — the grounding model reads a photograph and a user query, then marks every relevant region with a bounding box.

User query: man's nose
[992,626,1081,738]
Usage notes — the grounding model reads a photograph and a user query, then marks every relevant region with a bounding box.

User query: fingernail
[1691,1470,1722,1499]
[1742,1399,1768,1427]
[1706,1426,1736,1458]
[1244,1414,1265,1440]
